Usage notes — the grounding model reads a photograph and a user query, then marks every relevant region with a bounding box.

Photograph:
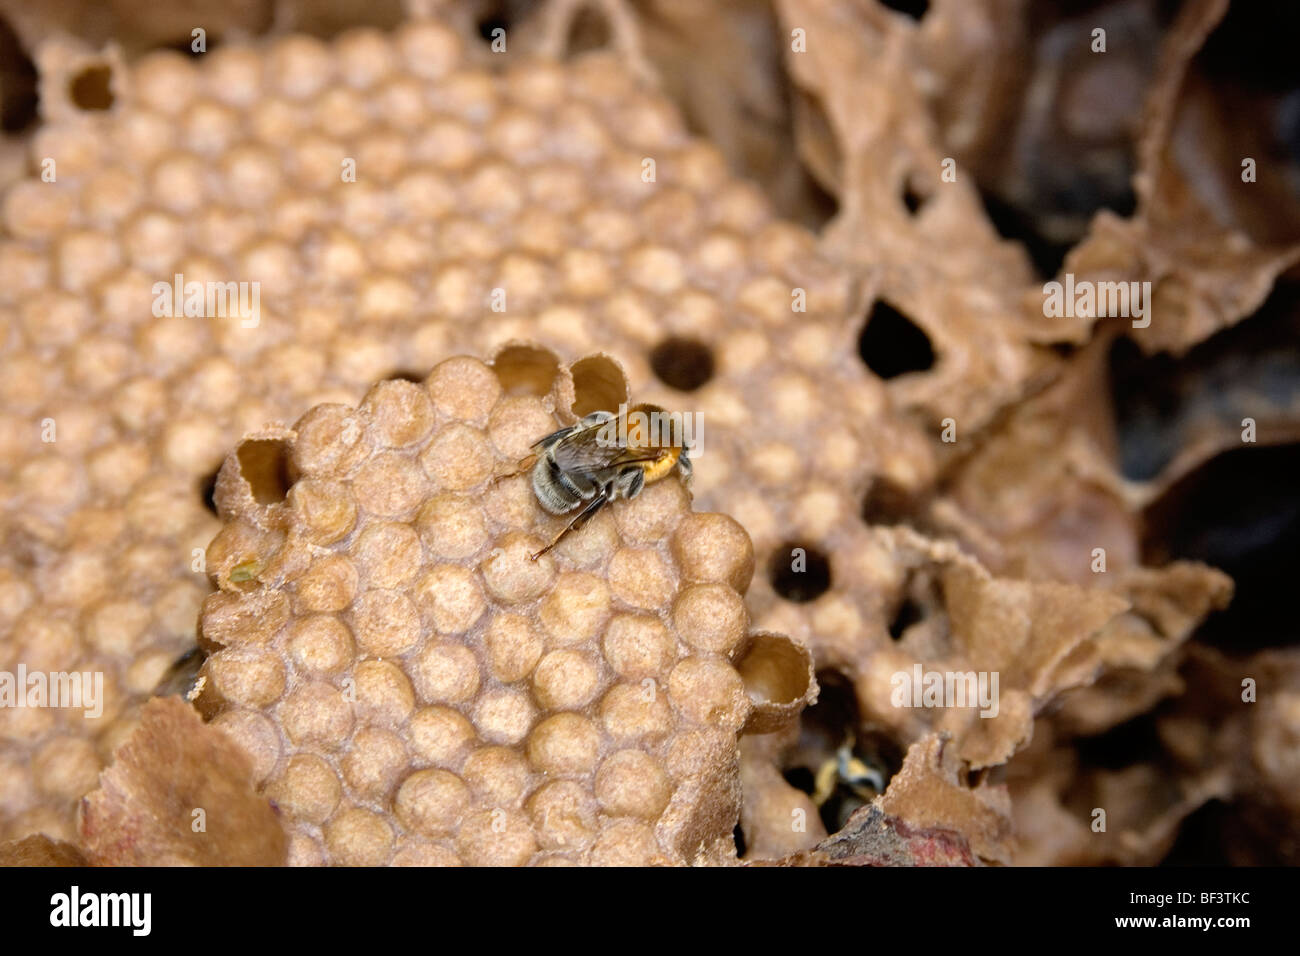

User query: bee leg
[811,758,838,808]
[531,492,608,560]
[491,453,538,485]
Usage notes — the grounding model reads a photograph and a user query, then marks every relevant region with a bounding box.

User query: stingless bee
[812,731,887,811]
[150,645,207,700]
[501,403,693,560]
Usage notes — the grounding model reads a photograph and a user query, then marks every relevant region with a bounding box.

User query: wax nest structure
[0,13,902,849]
[192,351,814,866]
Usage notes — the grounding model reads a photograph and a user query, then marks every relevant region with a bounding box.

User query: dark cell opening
[478,17,509,43]
[166,34,217,58]
[152,646,207,698]
[801,171,841,231]
[731,823,747,858]
[980,177,1138,283]
[888,597,924,641]
[650,336,715,392]
[0,16,38,133]
[1101,182,1139,219]
[1196,0,1300,93]
[1142,442,1300,652]
[68,64,114,111]
[858,301,934,379]
[786,88,843,232]
[977,188,1071,280]
[200,466,221,516]
[382,369,427,384]
[769,543,832,603]
[1074,711,1165,772]
[1108,335,1180,483]
[862,476,928,528]
[782,766,816,794]
[1110,281,1300,483]
[808,670,858,738]
[878,0,929,21]
[1160,799,1232,867]
[476,0,512,44]
[901,181,928,215]
[1276,90,1300,166]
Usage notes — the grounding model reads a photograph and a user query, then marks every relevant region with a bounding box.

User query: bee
[502,403,692,560]
[151,645,206,700]
[812,731,887,816]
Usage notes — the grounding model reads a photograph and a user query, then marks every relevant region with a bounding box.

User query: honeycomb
[0,16,921,846]
[190,350,813,865]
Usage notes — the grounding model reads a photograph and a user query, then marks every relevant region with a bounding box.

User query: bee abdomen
[532,456,586,513]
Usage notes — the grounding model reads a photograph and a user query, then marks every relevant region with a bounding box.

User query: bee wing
[548,422,625,471]
[531,422,582,452]
[549,429,666,479]
[531,411,615,453]
[605,448,665,467]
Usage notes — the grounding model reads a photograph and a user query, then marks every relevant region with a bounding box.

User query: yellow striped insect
[503,403,692,560]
